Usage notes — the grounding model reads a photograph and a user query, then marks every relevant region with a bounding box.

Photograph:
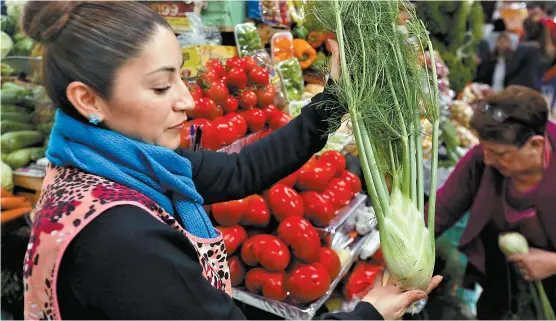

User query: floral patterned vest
[23,165,231,320]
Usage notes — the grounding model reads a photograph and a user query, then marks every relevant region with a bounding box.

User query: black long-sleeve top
[56,90,383,320]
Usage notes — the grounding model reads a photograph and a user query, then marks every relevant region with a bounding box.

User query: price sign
[146,1,199,33]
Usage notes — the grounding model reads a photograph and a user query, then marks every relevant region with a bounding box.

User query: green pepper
[292,25,308,40]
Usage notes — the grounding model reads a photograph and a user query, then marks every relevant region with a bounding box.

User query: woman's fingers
[425,275,443,294]
[328,39,341,81]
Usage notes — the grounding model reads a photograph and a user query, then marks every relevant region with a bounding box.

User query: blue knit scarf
[47,109,217,238]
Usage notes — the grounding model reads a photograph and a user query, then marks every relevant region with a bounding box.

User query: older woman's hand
[361,272,443,320]
[509,247,556,281]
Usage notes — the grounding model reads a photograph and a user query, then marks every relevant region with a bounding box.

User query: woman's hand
[328,39,341,81]
[508,247,556,281]
[361,272,443,320]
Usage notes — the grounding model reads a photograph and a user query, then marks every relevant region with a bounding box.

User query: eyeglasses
[477,103,539,134]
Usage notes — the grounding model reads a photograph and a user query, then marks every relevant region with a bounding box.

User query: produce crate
[316,193,367,248]
[217,129,271,154]
[232,233,372,320]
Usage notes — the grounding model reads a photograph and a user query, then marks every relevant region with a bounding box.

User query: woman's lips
[170,120,187,130]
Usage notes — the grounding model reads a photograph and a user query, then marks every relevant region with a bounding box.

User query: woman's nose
[174,83,195,112]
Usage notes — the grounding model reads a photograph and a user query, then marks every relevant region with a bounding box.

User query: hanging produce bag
[234,22,263,57]
[247,0,291,28]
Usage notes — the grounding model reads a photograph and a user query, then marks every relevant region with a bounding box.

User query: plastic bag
[234,23,263,57]
[247,0,291,28]
[277,58,304,102]
[271,32,294,63]
[176,13,221,47]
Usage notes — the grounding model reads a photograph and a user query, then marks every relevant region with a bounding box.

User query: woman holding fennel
[429,86,556,319]
[22,2,440,320]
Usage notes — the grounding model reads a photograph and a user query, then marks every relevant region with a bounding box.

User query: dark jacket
[476,43,545,91]
[428,121,556,318]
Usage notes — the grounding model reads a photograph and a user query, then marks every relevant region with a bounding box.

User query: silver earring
[89,114,101,125]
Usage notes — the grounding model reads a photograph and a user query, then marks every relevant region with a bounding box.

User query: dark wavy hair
[21,1,171,123]
[470,86,549,147]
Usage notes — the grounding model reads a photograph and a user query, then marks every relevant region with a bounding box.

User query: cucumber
[0,105,21,113]
[5,147,45,169]
[1,130,43,153]
[1,111,32,123]
[1,120,35,133]
[1,87,33,105]
[1,82,23,90]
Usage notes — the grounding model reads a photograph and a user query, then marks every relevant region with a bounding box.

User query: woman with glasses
[428,85,556,319]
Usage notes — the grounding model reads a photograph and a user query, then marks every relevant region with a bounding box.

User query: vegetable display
[307,0,440,291]
[209,151,368,304]
[277,58,304,102]
[498,232,556,320]
[180,57,290,151]
[0,82,52,170]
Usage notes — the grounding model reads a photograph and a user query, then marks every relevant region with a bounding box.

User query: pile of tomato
[180,57,293,151]
[207,151,365,304]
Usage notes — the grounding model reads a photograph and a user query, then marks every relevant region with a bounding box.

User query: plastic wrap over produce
[232,233,373,320]
[247,0,291,28]
[176,13,221,47]
[316,194,367,247]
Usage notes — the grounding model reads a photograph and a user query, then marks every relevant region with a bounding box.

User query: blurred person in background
[428,86,556,319]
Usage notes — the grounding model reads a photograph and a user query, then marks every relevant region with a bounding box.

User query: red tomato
[226,112,248,139]
[241,194,271,227]
[268,111,292,130]
[248,67,270,85]
[205,81,229,105]
[241,234,291,272]
[222,96,239,113]
[287,263,331,303]
[211,199,248,226]
[319,247,342,280]
[277,170,299,187]
[205,59,226,77]
[180,118,220,151]
[321,189,339,211]
[239,89,258,109]
[216,225,247,255]
[196,69,220,88]
[339,170,362,195]
[277,216,321,263]
[187,83,203,101]
[213,116,238,146]
[262,104,279,118]
[245,268,288,301]
[241,56,258,72]
[256,84,276,107]
[301,191,336,227]
[228,256,246,287]
[343,261,383,300]
[227,68,248,90]
[189,97,222,120]
[298,164,336,192]
[225,57,244,71]
[318,151,346,176]
[267,184,304,221]
[327,178,353,207]
[240,109,266,132]
[220,75,228,86]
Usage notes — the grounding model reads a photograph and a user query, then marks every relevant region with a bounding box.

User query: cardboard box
[145,1,201,33]
[181,45,238,78]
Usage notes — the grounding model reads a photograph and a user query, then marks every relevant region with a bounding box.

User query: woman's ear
[528,135,545,150]
[66,81,106,121]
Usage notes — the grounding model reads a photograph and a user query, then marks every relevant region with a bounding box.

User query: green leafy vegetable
[307,0,440,290]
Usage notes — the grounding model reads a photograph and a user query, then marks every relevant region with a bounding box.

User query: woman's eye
[153,86,170,95]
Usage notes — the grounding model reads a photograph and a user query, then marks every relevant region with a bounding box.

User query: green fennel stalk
[308,0,440,290]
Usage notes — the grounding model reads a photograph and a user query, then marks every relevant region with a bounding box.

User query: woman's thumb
[400,290,427,308]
